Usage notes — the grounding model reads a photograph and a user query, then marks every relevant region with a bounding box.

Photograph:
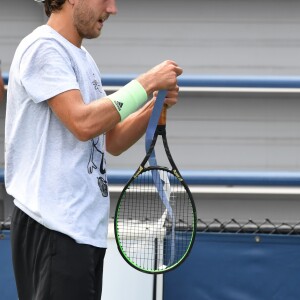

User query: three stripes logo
[114,100,124,111]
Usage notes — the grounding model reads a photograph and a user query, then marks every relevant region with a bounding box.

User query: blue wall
[164,232,300,300]
[0,231,18,299]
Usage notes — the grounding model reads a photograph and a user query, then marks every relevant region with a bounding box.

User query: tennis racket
[114,90,197,274]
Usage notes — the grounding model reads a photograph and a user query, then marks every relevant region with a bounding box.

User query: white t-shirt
[5,25,110,248]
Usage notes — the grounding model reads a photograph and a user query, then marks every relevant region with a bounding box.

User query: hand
[137,60,183,95]
[153,85,180,109]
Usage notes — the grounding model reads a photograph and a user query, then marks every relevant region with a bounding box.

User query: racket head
[114,166,197,274]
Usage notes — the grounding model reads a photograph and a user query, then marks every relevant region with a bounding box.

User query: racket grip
[158,104,167,126]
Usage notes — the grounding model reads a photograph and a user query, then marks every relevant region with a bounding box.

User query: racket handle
[158,104,167,126]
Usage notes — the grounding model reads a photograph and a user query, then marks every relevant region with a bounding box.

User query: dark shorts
[10,205,106,300]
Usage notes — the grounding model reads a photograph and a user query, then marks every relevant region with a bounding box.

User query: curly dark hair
[43,0,67,17]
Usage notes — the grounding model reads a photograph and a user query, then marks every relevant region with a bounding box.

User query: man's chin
[85,31,101,40]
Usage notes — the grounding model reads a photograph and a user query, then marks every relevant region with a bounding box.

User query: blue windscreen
[164,232,300,300]
[0,231,18,299]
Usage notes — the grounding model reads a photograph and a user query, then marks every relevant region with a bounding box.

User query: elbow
[106,131,125,156]
[107,147,124,157]
[74,132,91,142]
[71,122,95,142]
[106,141,125,156]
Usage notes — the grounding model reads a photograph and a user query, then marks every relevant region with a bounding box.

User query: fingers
[149,59,183,91]
[136,60,183,95]
[160,60,183,90]
[152,85,180,109]
[164,85,179,108]
[163,60,183,75]
[153,85,179,98]
[170,62,183,77]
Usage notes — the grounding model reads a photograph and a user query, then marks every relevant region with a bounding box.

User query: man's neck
[47,11,82,48]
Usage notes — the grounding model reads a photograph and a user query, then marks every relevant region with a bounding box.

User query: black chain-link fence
[197,218,300,235]
[2,217,300,235]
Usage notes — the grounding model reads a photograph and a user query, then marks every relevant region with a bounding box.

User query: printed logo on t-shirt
[92,73,101,91]
[87,135,108,197]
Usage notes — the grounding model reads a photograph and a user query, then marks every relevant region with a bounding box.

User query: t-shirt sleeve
[20,39,80,103]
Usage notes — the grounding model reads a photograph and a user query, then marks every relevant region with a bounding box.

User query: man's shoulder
[19,25,57,48]
[15,25,72,63]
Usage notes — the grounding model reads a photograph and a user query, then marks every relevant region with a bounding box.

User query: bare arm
[106,88,179,156]
[47,60,182,143]
[106,99,154,155]
[48,89,121,141]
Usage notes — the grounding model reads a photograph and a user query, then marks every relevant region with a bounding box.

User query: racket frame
[114,113,197,274]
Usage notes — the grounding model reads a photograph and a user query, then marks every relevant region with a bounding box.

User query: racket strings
[115,169,195,272]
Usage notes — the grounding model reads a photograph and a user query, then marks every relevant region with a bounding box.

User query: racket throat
[156,125,166,136]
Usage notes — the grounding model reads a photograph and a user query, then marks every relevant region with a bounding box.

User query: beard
[73,0,105,39]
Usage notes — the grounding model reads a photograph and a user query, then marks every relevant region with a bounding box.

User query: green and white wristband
[108,80,148,121]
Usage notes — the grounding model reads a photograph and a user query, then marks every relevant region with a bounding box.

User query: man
[5,0,182,299]
[0,60,4,102]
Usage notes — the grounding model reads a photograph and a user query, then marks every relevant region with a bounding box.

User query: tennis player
[5,0,182,299]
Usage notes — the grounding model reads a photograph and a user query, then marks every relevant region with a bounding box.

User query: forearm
[48,60,182,142]
[48,90,121,141]
[106,99,155,156]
